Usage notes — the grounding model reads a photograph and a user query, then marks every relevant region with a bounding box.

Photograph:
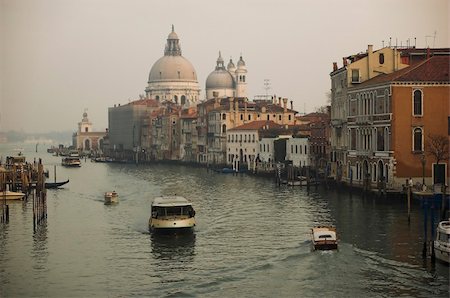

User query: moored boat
[311,226,338,250]
[45,179,70,189]
[104,191,119,204]
[149,196,196,232]
[61,156,81,167]
[434,219,450,264]
[0,190,26,200]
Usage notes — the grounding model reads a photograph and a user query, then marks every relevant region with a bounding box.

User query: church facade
[72,111,107,153]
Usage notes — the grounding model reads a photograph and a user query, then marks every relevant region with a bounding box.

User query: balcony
[355,115,373,125]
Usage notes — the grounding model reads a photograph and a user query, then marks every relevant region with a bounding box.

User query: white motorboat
[61,156,81,167]
[0,190,26,200]
[311,226,338,250]
[434,219,450,264]
[104,191,118,204]
[149,196,196,232]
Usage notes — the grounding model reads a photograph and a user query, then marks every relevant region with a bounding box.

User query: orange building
[347,54,449,190]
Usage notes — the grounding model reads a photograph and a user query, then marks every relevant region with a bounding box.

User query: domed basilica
[145,26,201,106]
[145,26,247,104]
[205,52,247,99]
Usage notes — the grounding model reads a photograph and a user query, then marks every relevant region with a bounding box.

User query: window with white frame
[413,127,423,152]
[413,89,423,116]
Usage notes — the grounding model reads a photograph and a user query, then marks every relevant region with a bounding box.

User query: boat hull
[149,217,195,231]
[434,241,450,264]
[1,191,26,200]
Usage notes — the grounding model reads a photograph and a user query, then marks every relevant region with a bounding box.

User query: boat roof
[312,226,337,241]
[152,196,192,207]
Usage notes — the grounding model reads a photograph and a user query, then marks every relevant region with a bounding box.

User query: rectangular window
[351,69,360,83]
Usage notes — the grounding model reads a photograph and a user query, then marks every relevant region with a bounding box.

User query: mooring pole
[422,199,428,258]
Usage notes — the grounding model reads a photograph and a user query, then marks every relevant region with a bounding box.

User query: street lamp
[421,152,426,186]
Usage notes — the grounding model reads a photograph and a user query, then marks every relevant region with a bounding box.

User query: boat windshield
[152,206,195,218]
[438,232,450,242]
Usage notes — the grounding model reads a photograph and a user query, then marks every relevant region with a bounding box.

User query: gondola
[44,179,69,189]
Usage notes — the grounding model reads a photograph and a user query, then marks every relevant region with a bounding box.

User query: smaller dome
[206,70,235,90]
[237,55,246,69]
[168,31,178,40]
[168,25,178,40]
[227,58,236,72]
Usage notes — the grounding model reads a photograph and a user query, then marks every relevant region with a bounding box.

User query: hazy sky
[1,0,448,133]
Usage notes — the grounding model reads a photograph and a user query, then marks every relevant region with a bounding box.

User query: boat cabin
[151,196,195,219]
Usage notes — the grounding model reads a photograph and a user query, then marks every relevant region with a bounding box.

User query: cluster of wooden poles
[0,157,47,231]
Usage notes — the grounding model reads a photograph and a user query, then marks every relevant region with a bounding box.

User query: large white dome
[148,56,198,82]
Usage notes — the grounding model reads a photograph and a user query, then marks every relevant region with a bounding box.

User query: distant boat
[311,226,338,251]
[45,179,69,189]
[62,157,81,167]
[0,190,26,200]
[104,191,119,204]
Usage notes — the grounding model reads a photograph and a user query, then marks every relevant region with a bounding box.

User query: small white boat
[61,156,81,167]
[0,190,26,200]
[104,191,119,204]
[311,226,338,250]
[149,196,196,232]
[434,219,450,264]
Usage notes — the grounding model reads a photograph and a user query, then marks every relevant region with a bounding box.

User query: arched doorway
[84,139,91,151]
[378,160,384,181]
[363,159,370,189]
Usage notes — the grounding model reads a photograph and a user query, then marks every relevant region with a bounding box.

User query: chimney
[283,98,288,113]
[368,44,373,54]
[273,95,276,104]
[290,100,293,110]
[333,62,338,71]
[278,97,282,106]
[342,57,348,66]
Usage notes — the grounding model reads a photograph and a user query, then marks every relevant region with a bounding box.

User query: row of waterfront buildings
[72,27,450,192]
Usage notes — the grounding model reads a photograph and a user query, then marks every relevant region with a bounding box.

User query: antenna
[263,79,271,100]
[425,31,437,48]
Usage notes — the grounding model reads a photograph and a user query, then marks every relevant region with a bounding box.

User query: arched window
[243,75,246,82]
[413,127,423,151]
[379,53,385,64]
[156,95,160,100]
[222,124,226,133]
[267,115,270,120]
[240,114,243,121]
[181,95,186,105]
[174,95,178,104]
[222,113,226,120]
[413,90,422,116]
[85,127,88,132]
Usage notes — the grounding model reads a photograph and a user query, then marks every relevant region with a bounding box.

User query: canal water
[0,144,449,297]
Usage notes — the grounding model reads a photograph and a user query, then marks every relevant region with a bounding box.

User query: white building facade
[286,137,310,167]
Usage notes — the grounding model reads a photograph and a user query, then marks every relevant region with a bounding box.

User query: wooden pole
[407,185,411,224]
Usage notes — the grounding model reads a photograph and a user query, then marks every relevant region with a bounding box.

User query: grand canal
[0,144,449,297]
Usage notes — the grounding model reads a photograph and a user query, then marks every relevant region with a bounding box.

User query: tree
[425,133,449,164]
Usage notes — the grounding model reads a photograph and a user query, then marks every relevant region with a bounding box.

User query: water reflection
[32,221,48,272]
[150,232,196,262]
